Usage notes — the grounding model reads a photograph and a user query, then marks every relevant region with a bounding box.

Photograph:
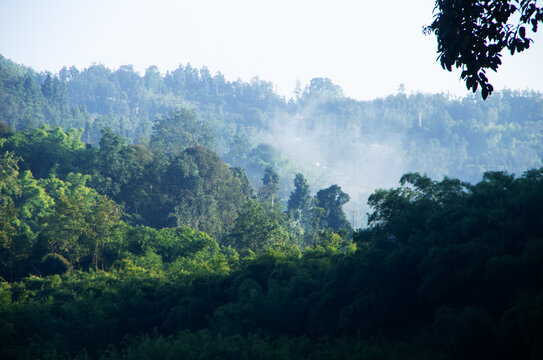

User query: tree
[426,0,543,99]
[287,173,312,225]
[0,152,22,281]
[0,125,87,179]
[86,194,121,270]
[224,201,289,256]
[0,169,55,280]
[231,167,255,200]
[302,78,344,100]
[144,65,164,93]
[0,122,14,138]
[315,185,352,233]
[162,146,247,238]
[150,107,215,155]
[92,127,144,198]
[41,175,120,271]
[258,166,280,206]
[0,152,20,199]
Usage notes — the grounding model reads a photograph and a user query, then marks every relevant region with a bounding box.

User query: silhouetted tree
[315,184,352,233]
[426,0,543,99]
[287,173,311,225]
[259,166,280,206]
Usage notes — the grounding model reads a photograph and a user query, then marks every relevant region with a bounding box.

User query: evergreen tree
[287,173,312,228]
[259,166,280,207]
[315,184,352,234]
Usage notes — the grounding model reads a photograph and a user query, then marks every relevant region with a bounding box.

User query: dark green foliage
[426,0,543,99]
[98,331,405,360]
[0,125,88,179]
[0,152,23,281]
[93,142,250,238]
[288,173,311,215]
[224,201,291,256]
[163,146,247,237]
[2,168,543,359]
[0,124,253,241]
[258,165,280,205]
[0,122,14,138]
[287,173,312,235]
[315,184,352,233]
[90,127,149,199]
[0,152,235,281]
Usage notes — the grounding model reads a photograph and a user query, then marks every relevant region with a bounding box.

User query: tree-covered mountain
[2,54,542,223]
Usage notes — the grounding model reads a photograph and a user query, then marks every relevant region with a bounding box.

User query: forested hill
[2,54,543,221]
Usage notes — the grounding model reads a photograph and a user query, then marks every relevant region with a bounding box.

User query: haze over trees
[2,54,543,224]
[2,119,543,358]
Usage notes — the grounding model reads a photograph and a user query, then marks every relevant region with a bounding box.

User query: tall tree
[92,127,142,198]
[315,184,352,233]
[259,166,280,207]
[287,173,312,226]
[0,152,22,281]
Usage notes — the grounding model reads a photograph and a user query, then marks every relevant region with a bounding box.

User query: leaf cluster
[426,0,543,99]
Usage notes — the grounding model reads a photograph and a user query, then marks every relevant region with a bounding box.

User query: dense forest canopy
[2,127,543,358]
[1,51,543,359]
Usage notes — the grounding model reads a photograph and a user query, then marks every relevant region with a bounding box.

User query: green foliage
[150,107,215,155]
[161,146,248,237]
[315,184,352,234]
[0,122,249,240]
[426,0,543,99]
[0,55,90,131]
[258,165,280,206]
[287,173,311,214]
[0,164,123,280]
[0,122,14,138]
[0,151,21,199]
[3,55,543,202]
[224,201,291,256]
[287,173,312,234]
[0,125,87,179]
[90,127,146,198]
[3,162,543,358]
[1,156,54,281]
[232,166,255,199]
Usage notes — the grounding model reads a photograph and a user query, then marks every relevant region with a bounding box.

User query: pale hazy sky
[1,0,542,100]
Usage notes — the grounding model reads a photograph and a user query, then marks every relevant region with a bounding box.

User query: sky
[1,0,542,101]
